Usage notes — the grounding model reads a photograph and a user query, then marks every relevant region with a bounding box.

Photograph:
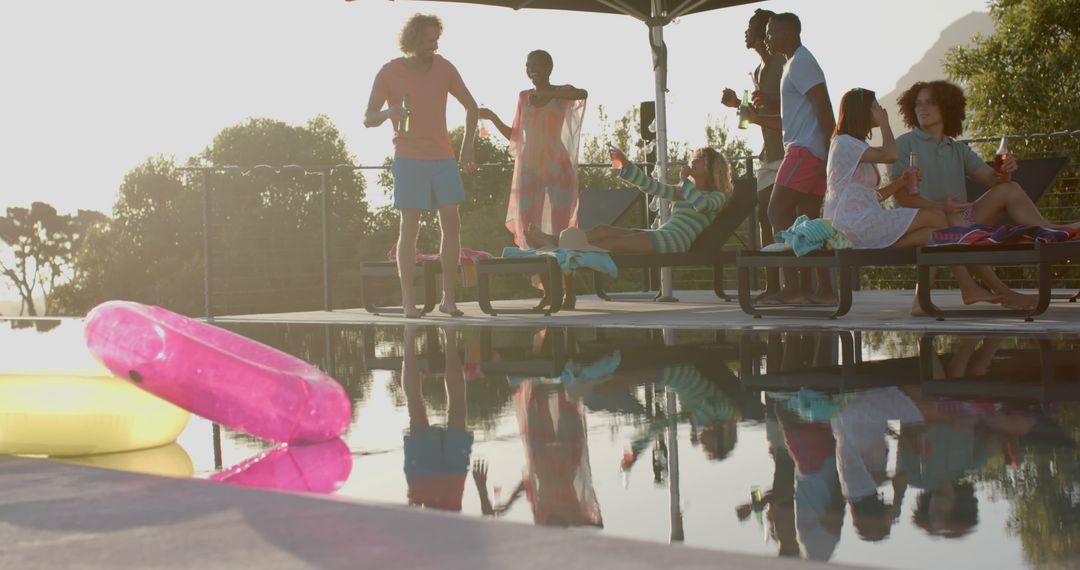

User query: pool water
[4,319,1080,569]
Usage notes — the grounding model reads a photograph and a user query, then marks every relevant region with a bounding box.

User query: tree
[0,202,105,316]
[52,115,370,316]
[944,0,1080,288]
[945,0,1080,146]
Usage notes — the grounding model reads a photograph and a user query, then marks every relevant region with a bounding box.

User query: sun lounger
[357,260,440,315]
[738,331,921,390]
[592,176,758,302]
[472,187,643,317]
[736,247,917,319]
[736,157,1071,319]
[475,176,757,315]
[965,156,1068,221]
[915,240,1080,321]
[917,333,1080,410]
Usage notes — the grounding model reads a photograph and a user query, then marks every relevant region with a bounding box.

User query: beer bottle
[400,94,411,134]
[738,89,751,130]
[994,135,1009,176]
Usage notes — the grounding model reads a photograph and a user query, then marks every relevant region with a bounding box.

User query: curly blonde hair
[399,14,442,55]
[695,147,733,200]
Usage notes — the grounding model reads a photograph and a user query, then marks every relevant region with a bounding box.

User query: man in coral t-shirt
[365,13,478,318]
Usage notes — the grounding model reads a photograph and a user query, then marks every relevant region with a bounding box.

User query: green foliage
[0,203,106,316]
[944,0,1080,147]
[52,116,370,316]
[868,0,1080,292]
[51,156,205,315]
[50,103,759,314]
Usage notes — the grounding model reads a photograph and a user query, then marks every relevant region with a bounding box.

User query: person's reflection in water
[658,365,739,462]
[928,336,1004,379]
[831,387,923,542]
[402,325,473,512]
[473,380,603,528]
[735,396,799,558]
[772,402,846,562]
[618,362,741,482]
[898,378,1075,538]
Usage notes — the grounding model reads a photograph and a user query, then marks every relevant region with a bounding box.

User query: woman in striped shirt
[526,146,733,254]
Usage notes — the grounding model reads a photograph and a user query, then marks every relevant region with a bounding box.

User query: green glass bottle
[400,93,411,134]
[738,89,751,130]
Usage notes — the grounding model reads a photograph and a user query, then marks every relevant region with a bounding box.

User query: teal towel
[501,247,619,278]
[506,351,622,388]
[775,215,850,256]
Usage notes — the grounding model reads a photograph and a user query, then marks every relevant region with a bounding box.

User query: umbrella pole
[651,1,676,302]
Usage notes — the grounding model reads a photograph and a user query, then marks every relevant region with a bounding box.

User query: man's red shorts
[776,145,826,197]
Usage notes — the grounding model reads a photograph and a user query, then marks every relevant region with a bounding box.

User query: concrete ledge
[0,456,868,570]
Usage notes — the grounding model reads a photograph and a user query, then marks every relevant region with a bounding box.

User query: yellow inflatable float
[0,369,191,457]
[59,442,195,477]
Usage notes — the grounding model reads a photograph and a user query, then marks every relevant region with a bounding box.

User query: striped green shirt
[619,163,727,253]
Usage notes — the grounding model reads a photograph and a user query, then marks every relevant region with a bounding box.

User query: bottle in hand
[609,146,626,170]
[738,89,751,130]
[400,94,412,134]
[908,152,921,195]
[994,135,1009,176]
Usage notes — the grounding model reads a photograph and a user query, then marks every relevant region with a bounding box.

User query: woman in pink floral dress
[479,50,587,307]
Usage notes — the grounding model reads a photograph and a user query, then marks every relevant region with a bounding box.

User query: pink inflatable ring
[84,301,351,444]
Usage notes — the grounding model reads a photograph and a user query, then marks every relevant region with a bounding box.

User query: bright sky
[1,0,993,218]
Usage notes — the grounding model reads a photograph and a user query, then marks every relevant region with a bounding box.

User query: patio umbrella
[356,0,764,300]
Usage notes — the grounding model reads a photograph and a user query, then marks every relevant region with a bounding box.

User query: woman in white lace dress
[823,89,944,248]
[823,88,1003,313]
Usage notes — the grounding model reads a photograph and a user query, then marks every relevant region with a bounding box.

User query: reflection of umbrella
[359,0,764,298]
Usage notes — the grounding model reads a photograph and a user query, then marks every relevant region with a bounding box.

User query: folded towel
[775,216,852,256]
[928,224,1078,247]
[501,247,618,278]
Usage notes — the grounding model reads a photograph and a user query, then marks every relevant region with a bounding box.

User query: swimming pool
[4,319,1079,569]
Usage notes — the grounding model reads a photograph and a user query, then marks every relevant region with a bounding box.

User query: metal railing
[184,131,1079,318]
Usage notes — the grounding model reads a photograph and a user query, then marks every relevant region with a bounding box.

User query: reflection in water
[476,381,603,528]
[216,325,1080,568]
[59,443,194,478]
[473,328,604,527]
[210,439,352,494]
[8,320,1080,570]
[401,325,472,512]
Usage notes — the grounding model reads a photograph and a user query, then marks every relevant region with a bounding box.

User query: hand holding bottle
[907,152,921,195]
[738,89,751,130]
[609,146,629,170]
[994,136,1015,177]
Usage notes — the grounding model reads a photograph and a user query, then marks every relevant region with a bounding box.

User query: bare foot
[754,289,782,303]
[961,290,1007,305]
[808,291,838,305]
[1000,292,1038,311]
[525,224,556,249]
[403,301,422,319]
[760,290,809,306]
[438,303,464,317]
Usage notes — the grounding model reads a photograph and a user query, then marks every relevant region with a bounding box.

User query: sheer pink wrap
[506,89,586,248]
